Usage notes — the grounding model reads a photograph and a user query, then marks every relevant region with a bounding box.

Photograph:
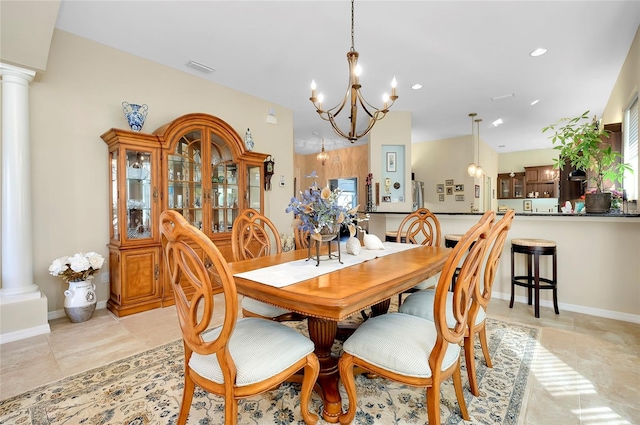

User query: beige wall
[603,25,640,200]
[412,135,498,213]
[19,30,297,313]
[498,148,558,174]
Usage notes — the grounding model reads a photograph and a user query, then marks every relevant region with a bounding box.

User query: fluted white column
[0,63,49,344]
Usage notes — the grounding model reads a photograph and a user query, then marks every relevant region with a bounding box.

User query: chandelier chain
[350,0,355,52]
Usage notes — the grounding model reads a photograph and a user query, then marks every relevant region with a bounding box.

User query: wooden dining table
[228,244,451,423]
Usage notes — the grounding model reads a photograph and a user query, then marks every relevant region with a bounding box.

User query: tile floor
[1,298,639,424]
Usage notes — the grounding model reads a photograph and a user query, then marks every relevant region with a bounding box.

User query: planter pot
[64,280,97,323]
[584,192,612,214]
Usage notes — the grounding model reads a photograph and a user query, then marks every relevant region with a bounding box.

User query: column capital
[0,62,36,83]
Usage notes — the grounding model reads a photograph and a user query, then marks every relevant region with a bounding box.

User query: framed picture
[445,179,454,186]
[386,152,397,172]
[455,194,465,201]
[455,184,464,192]
[439,194,445,202]
[475,185,480,198]
[446,187,453,195]
[436,184,444,193]
[523,200,532,211]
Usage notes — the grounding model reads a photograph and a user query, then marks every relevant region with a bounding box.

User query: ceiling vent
[186,60,215,74]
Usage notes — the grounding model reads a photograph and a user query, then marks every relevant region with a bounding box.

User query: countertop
[364,211,640,218]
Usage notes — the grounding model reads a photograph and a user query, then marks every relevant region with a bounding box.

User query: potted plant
[543,111,632,213]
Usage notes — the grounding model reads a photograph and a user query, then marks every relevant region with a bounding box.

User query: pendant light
[467,113,478,177]
[316,138,330,166]
[474,118,484,178]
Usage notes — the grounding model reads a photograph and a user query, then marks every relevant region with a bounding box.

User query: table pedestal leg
[307,317,341,423]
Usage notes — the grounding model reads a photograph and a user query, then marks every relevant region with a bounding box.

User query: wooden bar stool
[385,231,407,243]
[510,238,559,318]
[444,234,463,248]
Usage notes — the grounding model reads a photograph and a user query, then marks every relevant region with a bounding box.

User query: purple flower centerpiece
[286,171,358,242]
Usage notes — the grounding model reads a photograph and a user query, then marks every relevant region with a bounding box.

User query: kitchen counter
[366,210,640,323]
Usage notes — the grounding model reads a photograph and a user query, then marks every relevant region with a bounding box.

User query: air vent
[186,60,216,74]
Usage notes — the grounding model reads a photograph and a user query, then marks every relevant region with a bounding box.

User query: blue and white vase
[122,102,149,132]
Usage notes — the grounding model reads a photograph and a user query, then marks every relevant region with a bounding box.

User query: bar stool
[385,231,407,243]
[510,238,559,318]
[444,234,462,248]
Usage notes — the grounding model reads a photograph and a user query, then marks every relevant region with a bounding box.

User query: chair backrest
[231,209,282,261]
[293,224,310,249]
[160,210,238,361]
[431,211,494,355]
[472,209,515,312]
[395,208,441,246]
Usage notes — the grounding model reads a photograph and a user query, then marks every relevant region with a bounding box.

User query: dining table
[228,242,452,423]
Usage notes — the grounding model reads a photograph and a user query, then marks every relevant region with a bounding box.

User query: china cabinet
[497,172,525,199]
[102,113,268,316]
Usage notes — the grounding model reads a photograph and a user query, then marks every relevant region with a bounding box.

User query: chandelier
[317,138,330,166]
[309,0,398,142]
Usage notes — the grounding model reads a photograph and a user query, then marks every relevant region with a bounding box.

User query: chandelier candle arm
[308,0,398,142]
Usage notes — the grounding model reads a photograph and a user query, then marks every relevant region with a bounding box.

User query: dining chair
[159,210,320,425]
[338,212,493,425]
[232,208,305,321]
[293,223,310,249]
[398,210,515,396]
[393,208,442,306]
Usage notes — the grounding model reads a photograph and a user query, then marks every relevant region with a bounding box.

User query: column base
[0,292,50,344]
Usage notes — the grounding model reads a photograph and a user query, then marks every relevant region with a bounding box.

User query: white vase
[64,280,97,323]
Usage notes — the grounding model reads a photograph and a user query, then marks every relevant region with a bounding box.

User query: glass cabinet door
[110,150,119,241]
[168,130,203,231]
[208,133,238,235]
[513,174,525,198]
[125,149,153,240]
[247,164,262,212]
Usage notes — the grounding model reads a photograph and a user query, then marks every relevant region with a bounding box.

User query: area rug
[0,317,538,425]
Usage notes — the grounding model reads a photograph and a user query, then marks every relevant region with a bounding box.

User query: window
[624,95,638,200]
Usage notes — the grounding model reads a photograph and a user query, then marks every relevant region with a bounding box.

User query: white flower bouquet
[49,252,105,282]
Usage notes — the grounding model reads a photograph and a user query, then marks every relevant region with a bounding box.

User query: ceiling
[54,1,640,155]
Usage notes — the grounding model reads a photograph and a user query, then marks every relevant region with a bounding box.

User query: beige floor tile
[578,392,640,424]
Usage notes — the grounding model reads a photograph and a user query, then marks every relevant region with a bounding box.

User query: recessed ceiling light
[411,84,423,90]
[531,99,540,106]
[492,119,503,127]
[490,93,514,101]
[529,48,547,57]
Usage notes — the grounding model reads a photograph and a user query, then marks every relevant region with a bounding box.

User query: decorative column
[0,62,50,343]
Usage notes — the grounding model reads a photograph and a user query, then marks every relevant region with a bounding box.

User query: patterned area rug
[0,317,538,425]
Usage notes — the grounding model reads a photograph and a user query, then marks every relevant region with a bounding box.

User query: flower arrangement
[286,172,359,241]
[49,252,105,282]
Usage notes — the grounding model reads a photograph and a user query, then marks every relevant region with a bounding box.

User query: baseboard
[0,324,51,344]
[492,291,640,324]
[47,301,109,321]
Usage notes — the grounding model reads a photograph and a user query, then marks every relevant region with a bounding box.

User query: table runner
[232,242,421,288]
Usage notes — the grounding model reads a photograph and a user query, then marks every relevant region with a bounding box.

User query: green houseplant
[543,111,632,213]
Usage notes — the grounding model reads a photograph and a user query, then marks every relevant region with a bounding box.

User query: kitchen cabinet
[102,113,269,316]
[497,172,525,199]
[524,165,558,198]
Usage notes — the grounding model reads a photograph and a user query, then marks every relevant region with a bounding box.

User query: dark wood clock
[264,156,274,190]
